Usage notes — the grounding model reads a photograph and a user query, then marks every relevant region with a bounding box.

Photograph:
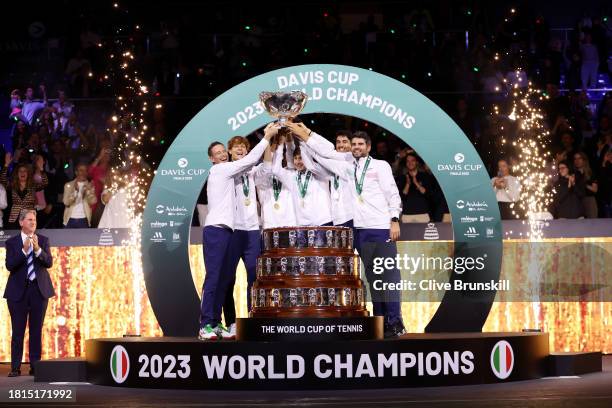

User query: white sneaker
[198,324,218,340]
[215,324,235,340]
[228,323,237,339]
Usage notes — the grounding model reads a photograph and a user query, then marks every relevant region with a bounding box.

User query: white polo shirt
[272,144,332,226]
[205,138,269,230]
[306,134,402,229]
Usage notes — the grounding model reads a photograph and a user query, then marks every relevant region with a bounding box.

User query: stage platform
[1,356,610,408]
[78,332,554,390]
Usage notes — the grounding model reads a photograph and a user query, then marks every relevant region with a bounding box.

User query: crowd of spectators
[2,3,611,228]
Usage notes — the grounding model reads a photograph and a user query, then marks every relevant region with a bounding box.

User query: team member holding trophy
[220,136,272,338]
[327,131,354,227]
[199,123,278,341]
[271,136,333,226]
[285,122,407,337]
[256,137,298,229]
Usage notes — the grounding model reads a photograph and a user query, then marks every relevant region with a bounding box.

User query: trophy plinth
[250,226,368,318]
[238,226,382,341]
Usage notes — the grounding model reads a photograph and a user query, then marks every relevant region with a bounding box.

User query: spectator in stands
[0,184,7,228]
[63,163,97,228]
[11,121,30,151]
[9,89,23,120]
[21,85,47,126]
[52,90,74,132]
[555,131,578,164]
[550,160,585,219]
[580,33,599,91]
[98,169,131,228]
[0,153,48,229]
[88,147,111,226]
[598,150,612,217]
[573,152,598,218]
[65,50,92,97]
[398,153,431,223]
[492,159,521,219]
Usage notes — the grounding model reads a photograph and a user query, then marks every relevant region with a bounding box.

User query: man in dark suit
[4,209,55,377]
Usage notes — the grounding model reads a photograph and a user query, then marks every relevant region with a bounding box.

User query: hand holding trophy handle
[259,91,308,147]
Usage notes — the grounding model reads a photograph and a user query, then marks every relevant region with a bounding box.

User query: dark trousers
[354,228,402,325]
[7,279,48,371]
[222,229,261,325]
[335,219,354,228]
[66,218,89,228]
[200,226,232,327]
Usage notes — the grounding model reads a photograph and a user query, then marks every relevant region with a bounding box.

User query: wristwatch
[391,217,399,223]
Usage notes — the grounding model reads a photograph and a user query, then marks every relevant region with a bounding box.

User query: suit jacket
[63,179,97,226]
[3,233,55,301]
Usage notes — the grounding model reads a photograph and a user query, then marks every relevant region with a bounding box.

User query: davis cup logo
[177,158,188,168]
[454,153,465,163]
[490,340,514,379]
[110,345,130,383]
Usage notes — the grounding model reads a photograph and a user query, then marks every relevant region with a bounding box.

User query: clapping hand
[31,235,40,252]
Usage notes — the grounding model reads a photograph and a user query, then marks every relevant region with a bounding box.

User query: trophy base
[236,316,383,342]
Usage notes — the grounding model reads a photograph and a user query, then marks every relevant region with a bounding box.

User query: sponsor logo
[159,158,206,181]
[172,233,181,243]
[490,340,514,380]
[486,228,495,238]
[150,221,168,228]
[154,205,188,217]
[460,216,478,223]
[151,232,166,243]
[98,228,114,246]
[423,223,439,240]
[437,153,482,176]
[0,230,10,243]
[480,216,494,222]
[464,227,479,238]
[110,345,130,384]
[169,221,183,227]
[456,200,489,212]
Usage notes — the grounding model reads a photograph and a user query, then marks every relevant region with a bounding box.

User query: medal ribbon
[272,176,282,201]
[296,171,312,199]
[241,174,250,197]
[354,156,371,196]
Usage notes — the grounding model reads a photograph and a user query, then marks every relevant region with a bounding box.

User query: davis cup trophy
[235,91,383,341]
[259,90,308,126]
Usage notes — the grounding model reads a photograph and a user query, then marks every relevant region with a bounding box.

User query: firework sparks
[98,3,157,335]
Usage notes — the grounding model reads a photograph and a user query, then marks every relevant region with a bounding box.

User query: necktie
[26,240,36,281]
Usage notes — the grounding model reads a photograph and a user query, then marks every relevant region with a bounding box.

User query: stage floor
[0,356,610,407]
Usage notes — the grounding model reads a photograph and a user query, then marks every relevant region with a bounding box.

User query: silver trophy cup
[259,90,308,126]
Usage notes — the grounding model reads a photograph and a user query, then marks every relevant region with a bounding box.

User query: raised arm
[308,150,352,181]
[215,122,278,178]
[301,145,333,180]
[271,143,294,185]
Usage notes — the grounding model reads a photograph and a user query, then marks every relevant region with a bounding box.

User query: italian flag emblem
[110,345,130,384]
[490,340,514,379]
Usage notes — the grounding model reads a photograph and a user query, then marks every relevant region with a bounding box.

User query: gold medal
[244,198,251,206]
[274,202,280,210]
[358,195,364,203]
[301,199,305,208]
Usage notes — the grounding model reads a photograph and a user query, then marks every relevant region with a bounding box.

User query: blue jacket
[3,233,55,301]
